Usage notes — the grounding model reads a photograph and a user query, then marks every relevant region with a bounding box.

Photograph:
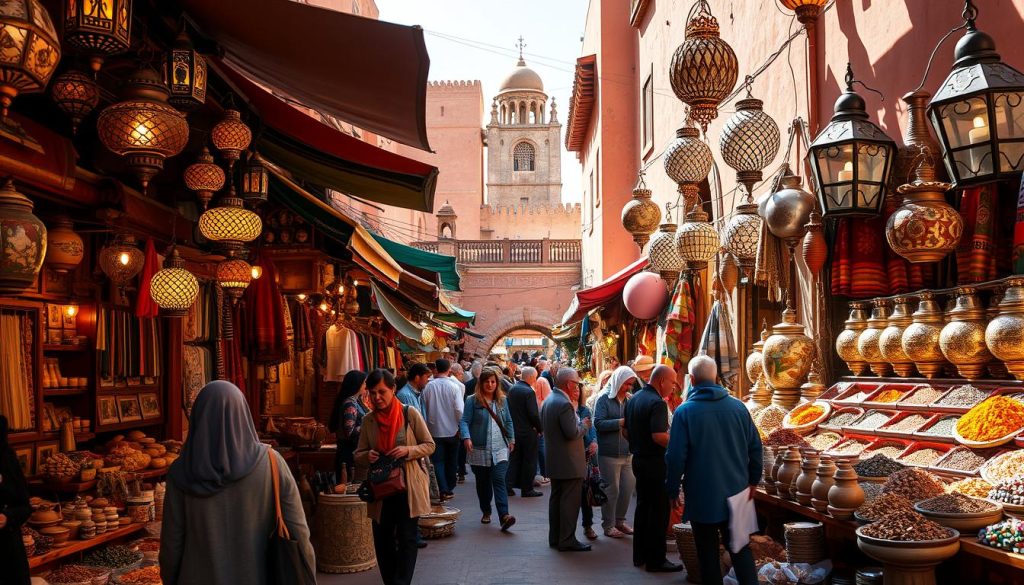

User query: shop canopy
[185,0,431,151]
[370,233,461,291]
[559,258,649,326]
[371,281,429,343]
[217,62,437,212]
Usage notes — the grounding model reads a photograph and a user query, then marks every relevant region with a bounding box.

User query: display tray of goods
[112,564,161,585]
[862,439,911,462]
[862,384,918,408]
[819,407,863,431]
[763,428,811,449]
[782,401,831,434]
[948,477,993,498]
[932,384,991,412]
[827,437,873,460]
[882,467,948,502]
[980,450,1024,485]
[897,442,951,468]
[856,509,960,567]
[986,476,1024,514]
[806,430,843,452]
[844,410,897,434]
[914,415,960,443]
[895,384,948,410]
[930,446,999,477]
[41,451,104,484]
[875,413,935,439]
[131,537,160,561]
[953,395,1024,448]
[27,506,62,529]
[81,545,144,573]
[854,454,906,482]
[832,383,881,406]
[978,519,1024,553]
[42,564,111,585]
[913,493,1003,532]
[854,492,912,524]
[754,405,789,436]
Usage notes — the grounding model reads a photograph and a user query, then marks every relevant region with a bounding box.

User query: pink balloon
[623,271,668,320]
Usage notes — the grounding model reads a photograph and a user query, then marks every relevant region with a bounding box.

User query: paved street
[320,475,692,585]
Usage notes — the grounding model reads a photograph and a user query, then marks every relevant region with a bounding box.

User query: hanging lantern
[165,28,207,112]
[809,63,896,217]
[149,246,198,317]
[779,0,829,24]
[50,70,99,135]
[0,180,45,292]
[664,122,713,207]
[668,0,738,132]
[928,1,1024,187]
[96,66,190,190]
[98,232,144,286]
[719,91,781,197]
[648,210,685,284]
[216,255,253,301]
[64,0,131,72]
[420,326,436,346]
[621,178,661,250]
[0,0,60,118]
[676,205,719,271]
[763,170,816,242]
[211,109,252,172]
[721,206,761,268]
[183,147,225,210]
[251,264,263,280]
[44,215,83,273]
[240,154,269,205]
[623,271,668,320]
[886,152,962,263]
[198,188,262,251]
[802,210,827,273]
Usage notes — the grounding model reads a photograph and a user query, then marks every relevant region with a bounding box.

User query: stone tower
[485,55,562,207]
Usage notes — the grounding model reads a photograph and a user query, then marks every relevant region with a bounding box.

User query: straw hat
[632,355,656,372]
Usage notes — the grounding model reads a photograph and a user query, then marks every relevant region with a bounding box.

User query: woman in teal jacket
[460,369,517,530]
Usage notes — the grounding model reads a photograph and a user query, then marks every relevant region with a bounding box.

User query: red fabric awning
[184,0,431,151]
[560,258,648,326]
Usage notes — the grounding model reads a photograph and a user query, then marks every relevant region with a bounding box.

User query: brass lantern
[96,66,189,190]
[648,209,684,285]
[198,188,262,251]
[211,109,252,172]
[183,147,225,210]
[0,0,60,118]
[621,177,661,250]
[779,0,829,24]
[927,0,1024,187]
[720,92,781,197]
[150,246,199,317]
[664,121,713,208]
[165,29,207,112]
[216,255,252,301]
[98,232,144,286]
[64,0,131,72]
[809,64,896,217]
[676,204,719,271]
[50,69,99,134]
[240,153,269,205]
[668,0,738,132]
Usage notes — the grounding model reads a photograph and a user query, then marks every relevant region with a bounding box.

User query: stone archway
[468,306,562,357]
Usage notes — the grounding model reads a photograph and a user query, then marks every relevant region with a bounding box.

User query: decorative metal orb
[721,205,761,264]
[183,147,225,210]
[621,182,661,249]
[901,291,949,379]
[676,207,719,270]
[99,232,144,285]
[939,287,992,379]
[50,70,99,135]
[211,109,252,168]
[720,95,780,194]
[64,0,131,72]
[836,302,870,376]
[0,0,60,117]
[150,246,199,317]
[886,160,962,263]
[216,256,253,300]
[198,190,262,251]
[97,66,189,190]
[987,278,1024,380]
[880,296,917,378]
[763,172,815,241]
[664,124,713,205]
[668,1,738,132]
[648,220,685,279]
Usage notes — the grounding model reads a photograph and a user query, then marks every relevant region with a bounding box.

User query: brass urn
[987,289,1010,379]
[901,292,949,378]
[835,302,870,376]
[886,154,962,263]
[621,180,661,250]
[763,306,815,410]
[800,361,826,402]
[939,287,992,379]
[746,320,773,407]
[986,279,1024,380]
[858,299,894,377]
[879,296,917,377]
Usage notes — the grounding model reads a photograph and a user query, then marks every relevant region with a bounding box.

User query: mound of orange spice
[956,396,1024,442]
[789,403,826,426]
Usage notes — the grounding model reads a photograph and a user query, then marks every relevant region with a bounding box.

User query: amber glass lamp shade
[668,1,738,132]
[97,67,189,190]
[183,147,225,210]
[0,0,60,118]
[928,7,1024,187]
[64,0,131,72]
[99,233,144,285]
[251,264,263,280]
[165,29,207,112]
[217,256,252,300]
[150,246,198,317]
[240,155,269,204]
[779,0,828,23]
[50,70,99,134]
[198,190,262,251]
[211,110,252,169]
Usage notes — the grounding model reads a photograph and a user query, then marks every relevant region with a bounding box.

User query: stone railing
[411,239,581,266]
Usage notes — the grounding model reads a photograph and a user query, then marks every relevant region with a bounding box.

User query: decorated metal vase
[886,166,961,264]
[621,182,661,249]
[987,289,1010,379]
[901,292,949,379]
[986,279,1024,380]
[857,300,893,377]
[879,296,917,377]
[939,287,992,379]
[746,321,772,407]
[44,215,83,273]
[0,180,46,293]
[763,307,815,409]
[835,302,870,376]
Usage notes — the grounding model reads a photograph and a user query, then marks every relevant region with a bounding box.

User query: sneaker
[616,522,634,535]
[604,527,625,538]
[584,527,598,540]
[538,477,551,485]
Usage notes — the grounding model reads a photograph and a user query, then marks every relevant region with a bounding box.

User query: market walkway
[319,475,690,585]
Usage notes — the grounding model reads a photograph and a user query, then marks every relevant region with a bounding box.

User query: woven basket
[673,523,702,583]
[420,505,461,523]
[418,518,456,539]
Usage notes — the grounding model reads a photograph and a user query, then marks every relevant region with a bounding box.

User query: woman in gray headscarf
[161,381,314,585]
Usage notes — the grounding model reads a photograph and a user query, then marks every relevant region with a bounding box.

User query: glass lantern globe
[648,219,685,282]
[809,63,896,217]
[183,147,225,210]
[150,246,199,317]
[668,1,738,132]
[99,233,144,285]
[198,189,262,251]
[721,206,761,265]
[927,3,1024,187]
[0,0,60,119]
[50,69,99,135]
[664,123,713,206]
[211,109,252,171]
[676,206,719,270]
[719,94,780,196]
[217,256,253,300]
[65,0,131,72]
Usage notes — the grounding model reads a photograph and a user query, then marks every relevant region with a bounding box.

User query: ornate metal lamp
[676,204,719,271]
[183,147,225,210]
[198,188,262,252]
[664,120,713,209]
[240,153,269,205]
[779,0,829,24]
[809,64,896,217]
[648,206,685,288]
[150,246,199,317]
[217,254,252,301]
[668,0,738,132]
[720,89,781,197]
[64,0,131,72]
[211,109,252,173]
[166,28,207,112]
[621,176,661,250]
[927,0,1024,187]
[50,70,100,135]
[0,0,59,119]
[99,232,144,291]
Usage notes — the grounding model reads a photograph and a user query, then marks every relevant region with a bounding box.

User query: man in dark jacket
[666,355,762,585]
[541,367,590,552]
[506,367,544,497]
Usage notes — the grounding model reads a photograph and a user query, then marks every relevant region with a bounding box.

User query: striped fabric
[697,300,740,392]
[956,185,998,284]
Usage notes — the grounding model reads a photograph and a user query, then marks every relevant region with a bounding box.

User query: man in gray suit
[541,367,590,552]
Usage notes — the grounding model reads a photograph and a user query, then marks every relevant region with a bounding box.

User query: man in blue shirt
[396,362,430,412]
[666,355,762,585]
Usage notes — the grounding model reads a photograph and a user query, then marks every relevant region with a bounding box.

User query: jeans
[537,435,547,477]
[458,439,467,476]
[632,455,669,567]
[691,521,758,585]
[372,493,419,585]
[430,435,460,494]
[471,461,510,517]
[598,455,635,530]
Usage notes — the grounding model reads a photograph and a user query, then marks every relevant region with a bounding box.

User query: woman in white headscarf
[592,366,639,537]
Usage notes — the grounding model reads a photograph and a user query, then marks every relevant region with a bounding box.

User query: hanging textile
[222,301,248,396]
[658,279,695,374]
[1014,176,1024,273]
[243,251,288,364]
[97,308,163,379]
[0,312,31,430]
[830,217,887,298]
[697,300,741,392]
[135,238,160,319]
[290,299,315,352]
[755,218,786,303]
[956,185,998,283]
[636,322,657,359]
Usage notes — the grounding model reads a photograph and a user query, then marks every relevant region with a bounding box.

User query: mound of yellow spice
[956,395,1024,442]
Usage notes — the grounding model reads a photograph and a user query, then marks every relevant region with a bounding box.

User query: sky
[377,0,589,204]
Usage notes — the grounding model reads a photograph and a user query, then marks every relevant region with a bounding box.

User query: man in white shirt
[422,358,465,499]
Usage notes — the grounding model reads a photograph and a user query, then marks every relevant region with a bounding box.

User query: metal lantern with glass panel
[240,153,269,205]
[99,232,144,288]
[0,0,60,117]
[809,64,896,217]
[64,0,131,72]
[150,246,199,317]
[927,0,1024,187]
[166,28,207,112]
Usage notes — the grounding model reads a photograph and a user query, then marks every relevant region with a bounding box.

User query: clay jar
[767,449,786,496]
[811,456,836,514]
[776,446,802,501]
[762,446,778,489]
[827,458,865,520]
[795,451,821,507]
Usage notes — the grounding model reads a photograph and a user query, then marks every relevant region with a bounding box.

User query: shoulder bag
[480,398,512,447]
[362,406,415,501]
[267,451,316,585]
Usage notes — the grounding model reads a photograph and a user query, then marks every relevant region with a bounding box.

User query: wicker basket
[420,505,460,523]
[418,518,456,539]
[673,523,702,583]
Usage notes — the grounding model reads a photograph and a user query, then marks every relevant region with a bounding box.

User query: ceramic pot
[986,279,1024,380]
[856,527,959,585]
[939,287,992,379]
[776,447,802,501]
[827,459,864,520]
[858,300,893,377]
[747,322,772,407]
[811,456,836,514]
[44,215,83,273]
[763,308,815,410]
[767,449,786,496]
[880,296,917,377]
[762,446,778,489]
[0,180,46,293]
[902,292,949,379]
[836,302,870,376]
[886,163,961,263]
[795,451,821,506]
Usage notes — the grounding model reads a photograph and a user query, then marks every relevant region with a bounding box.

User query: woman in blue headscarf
[161,381,314,585]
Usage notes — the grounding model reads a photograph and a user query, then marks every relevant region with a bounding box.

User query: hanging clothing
[0,314,31,430]
[697,301,741,393]
[659,279,695,374]
[956,185,998,284]
[243,252,288,364]
[135,238,160,319]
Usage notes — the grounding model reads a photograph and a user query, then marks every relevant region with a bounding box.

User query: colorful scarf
[697,300,740,391]
[659,278,695,373]
[956,185,998,283]
[376,398,405,453]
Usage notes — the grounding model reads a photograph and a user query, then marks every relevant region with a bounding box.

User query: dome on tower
[499,57,545,93]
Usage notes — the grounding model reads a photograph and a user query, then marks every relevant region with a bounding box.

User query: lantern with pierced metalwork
[664,122,713,208]
[184,147,225,210]
[0,0,60,118]
[720,92,780,197]
[648,213,685,282]
[150,246,198,317]
[217,255,252,300]
[99,232,144,286]
[211,109,252,172]
[166,29,207,112]
[64,0,131,72]
[50,69,99,134]
[668,0,738,132]
[621,178,661,250]
[676,205,719,270]
[199,188,262,251]
[240,154,269,205]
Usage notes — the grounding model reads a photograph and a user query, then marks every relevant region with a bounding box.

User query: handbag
[267,451,316,585]
[584,457,609,507]
[365,405,414,501]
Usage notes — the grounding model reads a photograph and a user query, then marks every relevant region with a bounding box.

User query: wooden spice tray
[28,522,146,569]
[873,412,937,440]
[913,414,960,444]
[842,409,898,435]
[818,406,864,432]
[861,437,911,460]
[929,446,1003,478]
[831,382,882,407]
[861,383,920,409]
[897,440,952,468]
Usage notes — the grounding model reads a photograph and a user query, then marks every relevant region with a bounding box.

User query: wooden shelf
[94,420,164,433]
[43,387,88,397]
[39,430,95,442]
[28,522,146,569]
[43,344,88,352]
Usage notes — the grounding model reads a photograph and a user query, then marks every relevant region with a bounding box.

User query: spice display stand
[28,523,146,569]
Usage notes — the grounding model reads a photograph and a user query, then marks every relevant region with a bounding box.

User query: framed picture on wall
[47,328,63,345]
[35,442,58,474]
[117,395,142,422]
[98,396,120,426]
[14,446,32,477]
[139,392,160,420]
[46,303,62,328]
[62,308,76,330]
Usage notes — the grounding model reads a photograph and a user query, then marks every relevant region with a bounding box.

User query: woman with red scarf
[355,369,435,585]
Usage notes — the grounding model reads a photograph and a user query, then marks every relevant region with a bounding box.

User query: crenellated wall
[479,202,581,240]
